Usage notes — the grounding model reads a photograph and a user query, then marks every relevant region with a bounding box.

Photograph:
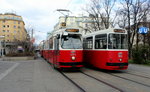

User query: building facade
[0,13,27,42]
[54,16,107,35]
[0,36,4,56]
[0,13,27,54]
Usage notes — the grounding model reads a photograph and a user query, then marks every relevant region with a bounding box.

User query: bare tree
[131,0,150,50]
[25,24,35,52]
[117,0,133,58]
[117,9,128,28]
[85,0,117,31]
[116,0,150,58]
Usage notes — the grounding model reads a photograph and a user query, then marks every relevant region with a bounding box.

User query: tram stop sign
[138,27,149,34]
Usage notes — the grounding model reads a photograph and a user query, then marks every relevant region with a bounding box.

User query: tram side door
[53,37,59,66]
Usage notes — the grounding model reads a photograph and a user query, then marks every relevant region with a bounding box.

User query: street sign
[138,27,149,34]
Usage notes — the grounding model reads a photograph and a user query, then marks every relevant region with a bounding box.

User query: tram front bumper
[106,62,128,66]
[59,62,83,68]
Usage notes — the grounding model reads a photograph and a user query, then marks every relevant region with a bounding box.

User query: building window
[3,30,5,32]
[14,36,16,39]
[18,21,20,24]
[14,21,16,24]
[14,30,16,33]
[14,25,16,28]
[7,25,9,28]
[7,30,9,32]
[18,26,21,29]
[3,25,5,28]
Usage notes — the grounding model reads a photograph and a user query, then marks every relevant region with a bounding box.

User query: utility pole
[29,29,34,52]
[31,29,33,40]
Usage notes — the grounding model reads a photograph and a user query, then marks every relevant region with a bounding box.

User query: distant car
[17,46,24,53]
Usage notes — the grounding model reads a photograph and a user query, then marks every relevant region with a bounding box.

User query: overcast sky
[0,0,87,44]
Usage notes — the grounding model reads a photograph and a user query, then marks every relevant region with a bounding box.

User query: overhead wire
[65,0,74,9]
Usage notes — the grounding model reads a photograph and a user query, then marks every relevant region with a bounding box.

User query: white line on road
[0,63,19,81]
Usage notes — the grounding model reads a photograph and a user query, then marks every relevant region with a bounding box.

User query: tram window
[95,34,107,49]
[49,38,53,49]
[83,37,93,49]
[108,34,128,49]
[61,34,82,49]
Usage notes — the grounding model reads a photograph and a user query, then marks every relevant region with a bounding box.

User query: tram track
[80,71,124,92]
[126,72,150,79]
[81,67,150,92]
[59,71,86,92]
[59,70,124,92]
[108,73,150,88]
[83,67,150,88]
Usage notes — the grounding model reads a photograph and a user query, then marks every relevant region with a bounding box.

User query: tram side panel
[48,50,54,64]
[40,50,43,57]
[43,50,45,59]
[46,50,50,61]
[84,50,107,68]
[44,50,47,59]
[44,50,48,60]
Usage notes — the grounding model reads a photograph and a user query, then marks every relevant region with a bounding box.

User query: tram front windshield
[108,34,128,49]
[61,34,82,49]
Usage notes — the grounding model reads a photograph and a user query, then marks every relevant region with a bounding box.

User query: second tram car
[83,28,128,70]
[42,28,83,69]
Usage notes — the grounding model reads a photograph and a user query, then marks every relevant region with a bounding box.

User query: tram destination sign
[138,27,149,34]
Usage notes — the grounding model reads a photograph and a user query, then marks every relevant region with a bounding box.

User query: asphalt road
[0,58,80,92]
[0,57,150,92]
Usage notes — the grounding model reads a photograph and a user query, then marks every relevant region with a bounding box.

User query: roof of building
[0,13,24,24]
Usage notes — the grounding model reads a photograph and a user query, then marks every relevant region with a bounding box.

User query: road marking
[0,63,19,81]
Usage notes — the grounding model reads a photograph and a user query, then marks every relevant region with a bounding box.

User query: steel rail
[80,71,124,92]
[126,72,150,79]
[59,71,86,92]
[109,73,150,88]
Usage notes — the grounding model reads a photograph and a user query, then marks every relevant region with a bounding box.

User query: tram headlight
[119,59,122,62]
[71,56,76,61]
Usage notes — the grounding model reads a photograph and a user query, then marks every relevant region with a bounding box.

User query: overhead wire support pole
[56,9,72,26]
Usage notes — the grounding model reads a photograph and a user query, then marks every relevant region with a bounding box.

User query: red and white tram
[42,28,83,69]
[83,28,128,70]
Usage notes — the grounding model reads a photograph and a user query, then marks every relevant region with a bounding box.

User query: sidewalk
[0,58,3,61]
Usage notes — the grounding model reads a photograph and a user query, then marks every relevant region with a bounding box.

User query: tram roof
[84,28,127,37]
[47,27,82,39]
